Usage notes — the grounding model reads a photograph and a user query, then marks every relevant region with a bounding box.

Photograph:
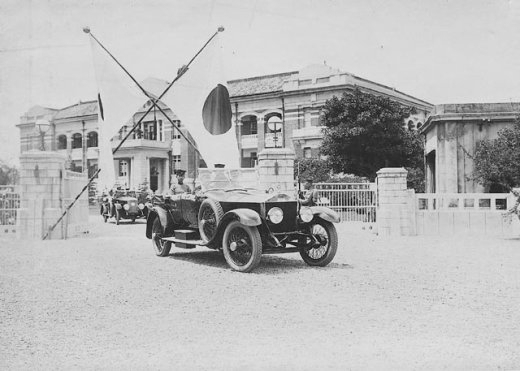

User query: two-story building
[229,64,433,167]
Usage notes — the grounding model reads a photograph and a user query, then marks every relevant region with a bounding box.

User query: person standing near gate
[299,178,318,206]
[168,169,191,195]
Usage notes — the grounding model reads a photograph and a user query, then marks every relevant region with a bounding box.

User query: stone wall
[257,148,295,193]
[17,150,89,240]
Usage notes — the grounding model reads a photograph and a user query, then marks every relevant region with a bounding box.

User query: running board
[262,248,299,254]
[162,237,207,247]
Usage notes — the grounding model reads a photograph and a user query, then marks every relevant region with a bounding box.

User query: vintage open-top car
[100,189,147,224]
[145,170,340,273]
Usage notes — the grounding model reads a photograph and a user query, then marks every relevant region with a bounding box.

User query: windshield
[197,169,259,191]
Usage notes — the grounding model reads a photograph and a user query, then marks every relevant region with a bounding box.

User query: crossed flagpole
[43,27,224,240]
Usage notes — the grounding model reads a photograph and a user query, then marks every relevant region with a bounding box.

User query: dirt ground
[1,213,520,370]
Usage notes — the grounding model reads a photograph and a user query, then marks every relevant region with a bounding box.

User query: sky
[1,0,520,165]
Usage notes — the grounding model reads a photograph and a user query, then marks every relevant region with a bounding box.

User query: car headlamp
[123,204,130,211]
[138,203,145,210]
[267,207,284,224]
[299,207,313,223]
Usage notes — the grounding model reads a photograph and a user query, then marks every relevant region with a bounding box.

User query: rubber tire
[222,221,262,273]
[299,219,338,267]
[152,217,171,257]
[115,209,120,225]
[198,198,224,242]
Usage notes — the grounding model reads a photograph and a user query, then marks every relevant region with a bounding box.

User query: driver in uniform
[168,169,192,195]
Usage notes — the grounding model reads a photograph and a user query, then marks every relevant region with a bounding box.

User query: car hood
[205,189,295,204]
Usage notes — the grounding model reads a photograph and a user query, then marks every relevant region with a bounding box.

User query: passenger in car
[168,169,192,195]
[299,178,318,206]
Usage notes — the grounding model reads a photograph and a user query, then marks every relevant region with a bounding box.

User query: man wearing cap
[169,170,192,195]
[299,178,318,206]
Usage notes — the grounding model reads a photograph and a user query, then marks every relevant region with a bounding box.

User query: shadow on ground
[167,249,352,274]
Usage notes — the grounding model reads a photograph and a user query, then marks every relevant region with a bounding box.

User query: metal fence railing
[0,186,20,235]
[315,183,377,222]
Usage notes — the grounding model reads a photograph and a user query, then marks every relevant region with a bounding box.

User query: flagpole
[43,27,224,240]
[84,27,224,158]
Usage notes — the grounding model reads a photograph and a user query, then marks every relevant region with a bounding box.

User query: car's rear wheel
[198,199,224,242]
[299,219,338,267]
[152,218,171,257]
[222,221,262,273]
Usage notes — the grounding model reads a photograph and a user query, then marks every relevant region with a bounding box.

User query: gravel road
[1,215,520,370]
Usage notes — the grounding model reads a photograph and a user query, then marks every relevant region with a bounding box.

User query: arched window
[416,122,423,130]
[87,131,98,147]
[265,114,283,148]
[57,135,67,150]
[71,133,82,149]
[407,120,415,131]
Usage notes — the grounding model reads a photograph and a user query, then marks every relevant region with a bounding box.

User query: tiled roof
[228,72,298,97]
[54,100,98,120]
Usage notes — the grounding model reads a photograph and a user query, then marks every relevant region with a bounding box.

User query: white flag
[161,32,240,168]
[89,37,146,189]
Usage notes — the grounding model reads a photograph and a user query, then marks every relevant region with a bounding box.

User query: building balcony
[291,126,324,140]
[241,134,258,149]
[111,138,171,150]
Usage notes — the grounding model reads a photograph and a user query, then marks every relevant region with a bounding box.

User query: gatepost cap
[174,169,186,176]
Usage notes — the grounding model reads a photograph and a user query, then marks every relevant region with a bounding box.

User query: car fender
[145,207,172,239]
[221,208,262,227]
[310,206,341,223]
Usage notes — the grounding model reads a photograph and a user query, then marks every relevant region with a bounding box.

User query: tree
[294,158,331,184]
[320,88,424,190]
[473,119,520,191]
[0,161,19,185]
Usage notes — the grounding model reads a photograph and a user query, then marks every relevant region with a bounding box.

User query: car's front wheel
[152,218,171,257]
[299,219,338,267]
[222,221,262,273]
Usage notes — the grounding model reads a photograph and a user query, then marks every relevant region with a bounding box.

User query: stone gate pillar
[257,148,295,193]
[376,167,412,236]
[17,151,67,240]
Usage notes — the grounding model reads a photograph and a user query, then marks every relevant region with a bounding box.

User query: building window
[143,121,157,140]
[408,120,415,131]
[87,131,98,147]
[316,77,330,84]
[159,120,163,141]
[299,79,312,86]
[265,115,283,148]
[172,121,182,140]
[71,133,82,149]
[57,135,67,150]
[303,147,312,159]
[250,152,257,167]
[417,122,423,130]
[119,160,128,177]
[172,155,181,164]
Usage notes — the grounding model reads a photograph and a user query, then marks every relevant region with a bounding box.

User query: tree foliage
[473,119,520,191]
[320,88,424,188]
[0,161,19,185]
[294,158,331,183]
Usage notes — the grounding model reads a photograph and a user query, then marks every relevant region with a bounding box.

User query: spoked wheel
[222,221,262,273]
[198,199,224,242]
[152,218,171,257]
[299,219,338,267]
